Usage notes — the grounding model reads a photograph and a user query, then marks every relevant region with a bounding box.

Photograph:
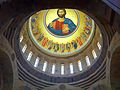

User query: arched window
[52,64,55,74]
[61,64,64,75]
[27,51,33,61]
[34,57,40,67]
[86,56,91,66]
[70,63,74,74]
[22,44,27,53]
[97,42,101,50]
[100,33,102,37]
[92,50,97,59]
[42,61,47,72]
[20,35,23,42]
[78,60,82,71]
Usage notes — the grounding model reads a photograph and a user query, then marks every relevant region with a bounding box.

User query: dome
[26,9,95,57]
[19,8,103,80]
[1,0,120,90]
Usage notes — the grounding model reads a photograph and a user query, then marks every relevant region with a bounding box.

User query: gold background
[33,9,86,44]
[28,9,95,57]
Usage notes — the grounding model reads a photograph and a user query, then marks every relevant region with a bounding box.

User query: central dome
[19,8,103,78]
[28,9,95,57]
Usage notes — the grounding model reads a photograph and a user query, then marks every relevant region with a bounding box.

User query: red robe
[53,20,69,35]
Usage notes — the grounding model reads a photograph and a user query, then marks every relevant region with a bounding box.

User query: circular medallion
[44,9,79,37]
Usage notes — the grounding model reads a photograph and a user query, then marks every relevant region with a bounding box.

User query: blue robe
[48,18,76,36]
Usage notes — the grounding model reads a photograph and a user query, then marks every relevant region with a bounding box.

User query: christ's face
[58,10,65,18]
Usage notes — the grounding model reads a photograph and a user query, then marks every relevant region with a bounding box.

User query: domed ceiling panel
[28,9,95,57]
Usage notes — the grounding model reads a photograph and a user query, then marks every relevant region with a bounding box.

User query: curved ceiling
[22,9,95,57]
[18,8,105,77]
[14,8,108,85]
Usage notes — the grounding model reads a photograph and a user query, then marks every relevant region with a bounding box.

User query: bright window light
[92,50,97,59]
[100,34,102,37]
[86,56,91,66]
[22,44,27,53]
[34,57,40,67]
[27,51,33,61]
[43,61,47,72]
[61,64,64,75]
[20,35,23,42]
[78,60,82,71]
[52,64,55,74]
[70,63,74,74]
[97,42,101,50]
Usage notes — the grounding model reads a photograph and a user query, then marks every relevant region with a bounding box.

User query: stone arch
[0,49,13,90]
[110,46,120,90]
